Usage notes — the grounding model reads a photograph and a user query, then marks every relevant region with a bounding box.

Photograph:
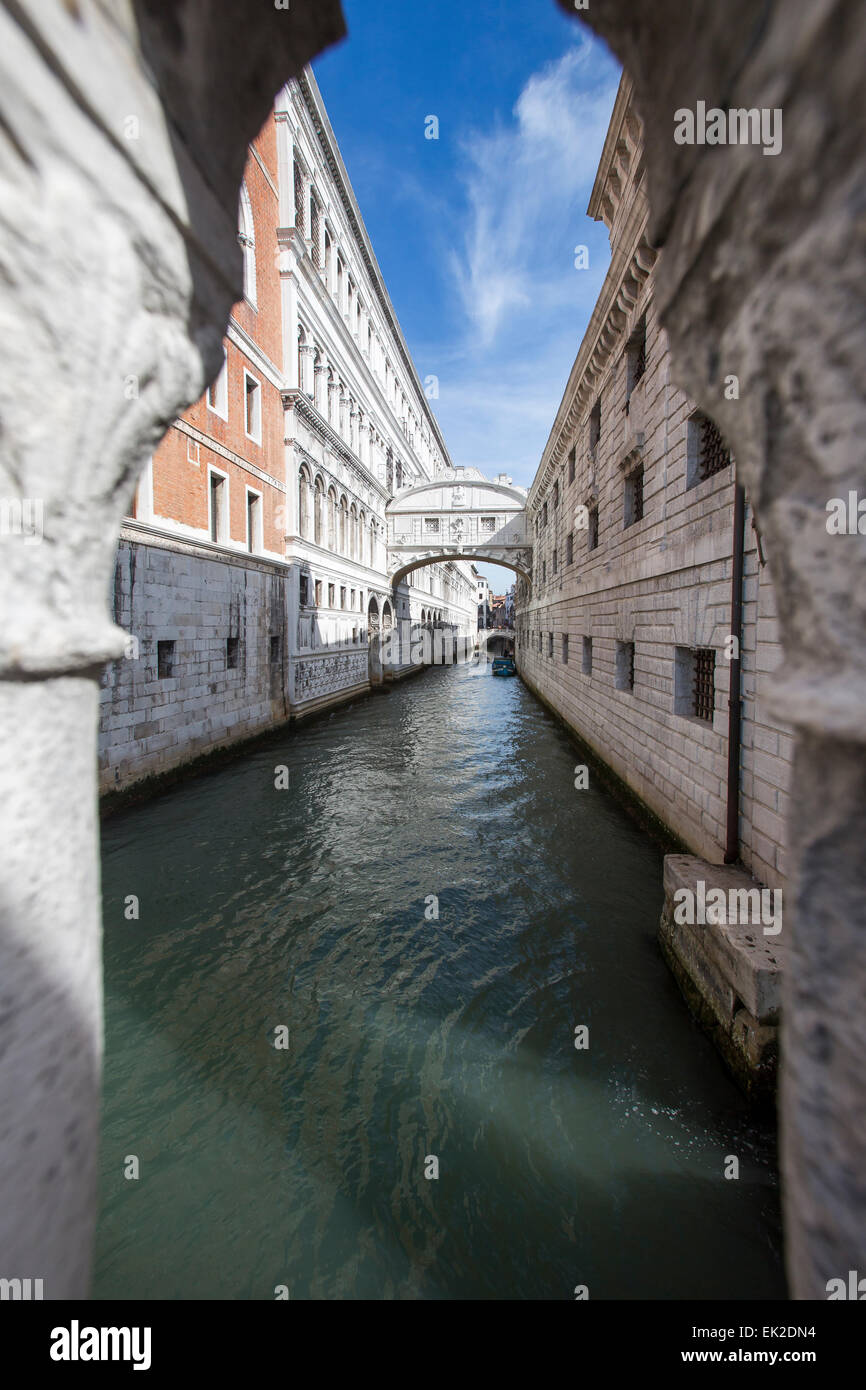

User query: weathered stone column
[0,0,344,1296]
[562,0,866,1297]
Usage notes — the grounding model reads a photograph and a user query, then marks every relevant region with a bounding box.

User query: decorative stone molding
[0,0,345,1297]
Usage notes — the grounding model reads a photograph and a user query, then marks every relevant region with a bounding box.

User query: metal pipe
[724,476,746,862]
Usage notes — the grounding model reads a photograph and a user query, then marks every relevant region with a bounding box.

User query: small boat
[491,656,516,677]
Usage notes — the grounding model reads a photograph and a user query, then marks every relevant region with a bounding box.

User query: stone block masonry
[658,855,782,1096]
[516,73,793,1092]
[100,533,295,796]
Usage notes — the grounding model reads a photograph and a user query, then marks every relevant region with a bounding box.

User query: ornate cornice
[284,388,388,501]
[293,71,454,470]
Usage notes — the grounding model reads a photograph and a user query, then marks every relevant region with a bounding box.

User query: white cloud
[448,38,620,349]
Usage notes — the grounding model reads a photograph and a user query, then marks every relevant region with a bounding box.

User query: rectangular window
[244,371,262,443]
[226,636,239,670]
[480,516,497,534]
[588,505,599,551]
[157,639,175,680]
[328,583,335,607]
[424,517,440,535]
[624,464,645,527]
[350,589,356,609]
[552,548,558,574]
[615,640,635,692]
[246,489,261,553]
[582,636,593,675]
[206,350,228,419]
[553,482,559,509]
[626,314,647,402]
[542,501,548,527]
[676,646,716,721]
[340,586,347,609]
[548,632,554,658]
[568,446,576,484]
[299,573,310,606]
[209,471,226,543]
[589,398,601,456]
[542,559,547,583]
[687,411,733,487]
[314,579,322,606]
[270,635,282,665]
[566,532,574,565]
[562,634,569,664]
[538,631,543,653]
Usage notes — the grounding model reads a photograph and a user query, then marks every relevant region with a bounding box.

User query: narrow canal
[95,660,784,1299]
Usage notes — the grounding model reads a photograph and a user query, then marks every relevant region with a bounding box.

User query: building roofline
[293,67,453,472]
[587,71,633,223]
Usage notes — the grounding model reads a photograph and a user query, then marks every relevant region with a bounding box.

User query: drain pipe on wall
[724,475,746,863]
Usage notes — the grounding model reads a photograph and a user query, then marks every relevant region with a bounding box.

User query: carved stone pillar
[299,341,315,398]
[314,359,328,415]
[561,0,866,1298]
[0,0,344,1297]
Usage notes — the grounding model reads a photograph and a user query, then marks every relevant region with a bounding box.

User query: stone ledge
[659,854,783,1097]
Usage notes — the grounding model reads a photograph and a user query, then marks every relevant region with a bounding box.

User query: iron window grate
[699,416,732,480]
[693,647,715,720]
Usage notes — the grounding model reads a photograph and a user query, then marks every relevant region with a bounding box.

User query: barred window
[157,640,175,680]
[424,517,440,534]
[588,505,599,551]
[675,645,716,721]
[626,314,647,400]
[566,532,574,565]
[480,516,496,534]
[694,648,716,721]
[562,634,569,664]
[624,463,645,527]
[616,640,635,692]
[582,636,593,675]
[589,399,601,455]
[687,411,733,487]
[568,447,576,484]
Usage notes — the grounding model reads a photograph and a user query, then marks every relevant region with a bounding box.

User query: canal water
[95,660,784,1300]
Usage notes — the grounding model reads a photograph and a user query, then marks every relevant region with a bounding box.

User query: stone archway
[1,0,864,1305]
[367,595,382,685]
[0,0,346,1298]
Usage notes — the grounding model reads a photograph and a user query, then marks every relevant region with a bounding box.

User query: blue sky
[313,0,621,590]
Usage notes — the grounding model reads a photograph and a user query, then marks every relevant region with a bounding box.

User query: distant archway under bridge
[386,470,532,585]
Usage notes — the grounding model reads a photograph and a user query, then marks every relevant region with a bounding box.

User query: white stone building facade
[99,70,476,795]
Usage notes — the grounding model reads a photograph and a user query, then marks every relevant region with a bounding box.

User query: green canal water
[95,661,784,1299]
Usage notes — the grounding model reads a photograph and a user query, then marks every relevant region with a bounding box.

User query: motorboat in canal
[491,656,516,676]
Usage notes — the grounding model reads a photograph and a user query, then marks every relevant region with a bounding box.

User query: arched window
[350,504,358,560]
[339,495,348,554]
[238,182,256,308]
[358,511,366,566]
[298,464,312,541]
[314,476,325,546]
[369,518,376,568]
[327,487,337,551]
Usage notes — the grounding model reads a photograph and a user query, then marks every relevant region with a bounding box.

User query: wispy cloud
[448,38,620,349]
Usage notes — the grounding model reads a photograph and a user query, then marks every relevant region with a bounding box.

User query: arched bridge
[386,470,532,585]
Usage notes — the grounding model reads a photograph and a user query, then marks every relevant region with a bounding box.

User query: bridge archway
[386,471,532,584]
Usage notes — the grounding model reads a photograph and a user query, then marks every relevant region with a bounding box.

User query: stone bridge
[386,470,531,585]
